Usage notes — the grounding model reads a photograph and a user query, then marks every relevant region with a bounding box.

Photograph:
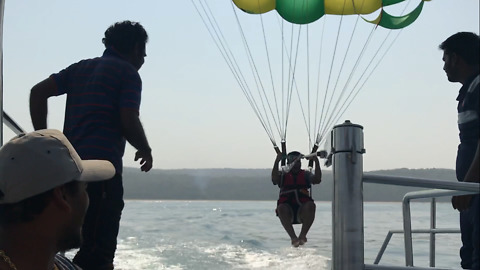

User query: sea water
[67,201,462,269]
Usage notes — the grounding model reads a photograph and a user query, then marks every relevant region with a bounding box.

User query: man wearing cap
[0,129,115,270]
[29,21,153,269]
[271,151,322,247]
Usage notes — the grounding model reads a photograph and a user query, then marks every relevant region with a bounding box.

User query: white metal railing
[401,189,478,267]
[364,264,455,270]
[370,188,478,268]
[361,176,479,268]
[373,228,460,265]
[331,120,480,270]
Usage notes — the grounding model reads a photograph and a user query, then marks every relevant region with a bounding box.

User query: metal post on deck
[332,120,366,270]
[0,0,5,146]
[430,198,436,267]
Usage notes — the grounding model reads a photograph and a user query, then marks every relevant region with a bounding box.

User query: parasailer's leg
[298,201,316,245]
[276,203,300,247]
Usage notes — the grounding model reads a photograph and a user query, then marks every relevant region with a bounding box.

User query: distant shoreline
[123,167,457,202]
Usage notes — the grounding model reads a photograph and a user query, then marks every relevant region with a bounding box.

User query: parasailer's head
[287,151,302,172]
[103,20,149,71]
[439,32,479,84]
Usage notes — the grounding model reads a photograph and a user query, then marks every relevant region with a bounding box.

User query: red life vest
[280,170,311,191]
[277,170,312,211]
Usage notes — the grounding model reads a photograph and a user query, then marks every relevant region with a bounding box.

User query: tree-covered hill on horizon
[123,167,457,202]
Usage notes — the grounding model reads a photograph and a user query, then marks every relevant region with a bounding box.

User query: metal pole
[430,198,436,267]
[402,196,414,266]
[332,120,365,270]
[0,0,5,146]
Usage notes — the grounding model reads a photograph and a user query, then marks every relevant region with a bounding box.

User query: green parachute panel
[365,0,425,29]
[276,0,325,25]
[382,0,407,7]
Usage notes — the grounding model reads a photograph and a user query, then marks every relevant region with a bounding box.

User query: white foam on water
[110,229,331,269]
[201,243,330,270]
[114,238,167,270]
[61,201,460,269]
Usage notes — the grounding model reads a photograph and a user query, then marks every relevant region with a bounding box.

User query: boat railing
[331,120,480,270]
[362,176,479,269]
[2,111,25,134]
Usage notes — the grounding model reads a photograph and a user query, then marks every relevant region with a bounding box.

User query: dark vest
[280,170,311,191]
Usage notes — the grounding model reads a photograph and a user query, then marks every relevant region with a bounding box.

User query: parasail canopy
[192,0,431,162]
[233,0,428,28]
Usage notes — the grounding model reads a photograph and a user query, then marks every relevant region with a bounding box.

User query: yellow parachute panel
[324,0,383,15]
[232,0,275,14]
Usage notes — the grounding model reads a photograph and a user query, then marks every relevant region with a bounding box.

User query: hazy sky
[2,0,479,171]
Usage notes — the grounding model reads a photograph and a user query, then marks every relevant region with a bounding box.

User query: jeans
[456,142,480,270]
[73,174,124,270]
[460,195,480,270]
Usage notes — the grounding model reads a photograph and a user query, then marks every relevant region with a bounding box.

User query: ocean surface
[66,201,462,270]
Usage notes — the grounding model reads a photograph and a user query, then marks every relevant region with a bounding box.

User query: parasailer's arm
[308,156,322,184]
[308,145,319,168]
[271,153,283,185]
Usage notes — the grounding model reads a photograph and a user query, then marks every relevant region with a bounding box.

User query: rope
[191,0,411,152]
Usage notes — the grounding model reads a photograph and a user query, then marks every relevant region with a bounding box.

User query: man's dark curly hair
[439,32,479,66]
[102,20,148,55]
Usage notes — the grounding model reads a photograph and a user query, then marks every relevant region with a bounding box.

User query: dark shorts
[276,189,313,224]
[73,174,124,270]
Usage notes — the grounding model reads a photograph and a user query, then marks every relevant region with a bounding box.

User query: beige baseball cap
[0,129,115,204]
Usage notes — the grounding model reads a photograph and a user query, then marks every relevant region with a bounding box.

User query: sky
[1,0,479,172]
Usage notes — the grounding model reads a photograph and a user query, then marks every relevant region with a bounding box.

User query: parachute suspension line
[316,0,372,146]
[324,0,412,140]
[245,10,285,142]
[219,2,277,144]
[292,24,317,152]
[259,8,283,141]
[287,0,314,150]
[317,26,376,142]
[315,8,346,145]
[317,0,413,144]
[278,23,318,153]
[317,0,352,140]
[192,0,244,93]
[330,26,377,123]
[316,10,346,146]
[272,15,312,146]
[284,23,304,143]
[272,15,323,151]
[333,28,405,130]
[306,25,313,150]
[192,0,278,146]
[192,0,256,127]
[313,18,327,145]
[230,3,283,144]
[316,13,366,143]
[281,19,285,140]
[283,22,296,141]
[274,17,307,144]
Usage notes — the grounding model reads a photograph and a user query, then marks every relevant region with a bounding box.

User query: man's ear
[450,52,459,66]
[134,42,145,56]
[52,186,72,212]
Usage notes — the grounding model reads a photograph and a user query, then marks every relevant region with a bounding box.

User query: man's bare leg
[298,201,316,245]
[277,204,300,247]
